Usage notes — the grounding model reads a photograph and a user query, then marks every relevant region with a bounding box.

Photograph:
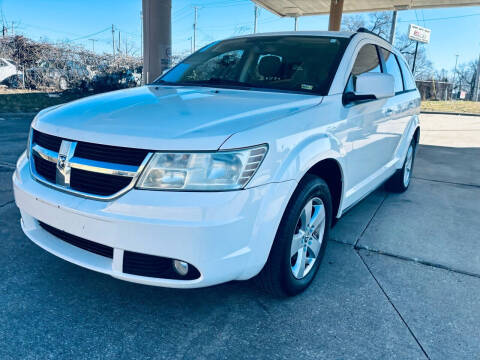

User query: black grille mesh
[70,168,132,196]
[39,221,114,258]
[33,130,62,152]
[33,154,57,183]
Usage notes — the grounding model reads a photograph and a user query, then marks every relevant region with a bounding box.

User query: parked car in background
[14,29,420,296]
[26,60,93,91]
[0,58,23,87]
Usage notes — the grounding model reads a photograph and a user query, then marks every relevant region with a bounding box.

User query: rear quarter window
[380,48,404,93]
[397,56,417,91]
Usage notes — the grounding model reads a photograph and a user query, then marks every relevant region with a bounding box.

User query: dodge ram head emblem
[57,154,67,170]
[56,140,76,187]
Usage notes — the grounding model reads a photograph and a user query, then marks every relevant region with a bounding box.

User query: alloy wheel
[290,197,326,279]
[403,144,414,187]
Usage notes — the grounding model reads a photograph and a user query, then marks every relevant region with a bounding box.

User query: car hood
[33,85,322,150]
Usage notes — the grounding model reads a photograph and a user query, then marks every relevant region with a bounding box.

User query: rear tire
[256,174,332,297]
[386,139,416,193]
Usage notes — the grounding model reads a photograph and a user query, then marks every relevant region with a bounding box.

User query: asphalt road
[1,112,479,359]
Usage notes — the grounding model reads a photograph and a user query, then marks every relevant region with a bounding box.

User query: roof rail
[356,27,388,42]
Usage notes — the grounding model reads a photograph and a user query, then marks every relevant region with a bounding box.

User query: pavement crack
[355,245,480,280]
[412,176,480,189]
[353,191,388,248]
[0,200,14,208]
[0,161,16,169]
[355,249,431,360]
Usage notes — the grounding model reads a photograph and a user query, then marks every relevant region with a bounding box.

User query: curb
[421,111,480,117]
[0,112,37,117]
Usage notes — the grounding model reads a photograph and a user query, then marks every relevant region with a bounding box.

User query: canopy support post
[328,0,344,31]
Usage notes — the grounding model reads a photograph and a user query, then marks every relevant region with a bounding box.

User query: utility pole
[253,5,258,33]
[294,17,298,31]
[474,53,480,101]
[112,25,116,59]
[453,54,459,99]
[118,31,121,56]
[88,39,97,52]
[11,21,14,36]
[389,10,398,45]
[140,11,143,60]
[193,6,198,52]
[125,36,128,57]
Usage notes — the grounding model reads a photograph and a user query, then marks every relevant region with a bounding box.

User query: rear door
[380,49,420,163]
[377,48,408,166]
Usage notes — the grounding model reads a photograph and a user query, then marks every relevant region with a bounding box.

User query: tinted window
[345,44,381,93]
[381,49,404,93]
[159,36,350,95]
[397,56,417,90]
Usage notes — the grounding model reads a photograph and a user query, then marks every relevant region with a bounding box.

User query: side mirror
[343,72,395,104]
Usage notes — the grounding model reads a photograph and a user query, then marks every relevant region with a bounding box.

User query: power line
[398,13,480,23]
[65,27,111,42]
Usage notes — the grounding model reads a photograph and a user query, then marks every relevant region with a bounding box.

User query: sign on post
[408,24,431,44]
[408,24,431,73]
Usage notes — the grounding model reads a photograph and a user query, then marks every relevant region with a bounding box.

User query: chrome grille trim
[29,129,153,201]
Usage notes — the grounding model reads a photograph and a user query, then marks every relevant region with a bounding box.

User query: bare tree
[455,60,478,99]
[341,12,433,80]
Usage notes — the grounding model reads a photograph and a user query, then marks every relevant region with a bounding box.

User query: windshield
[156,36,350,95]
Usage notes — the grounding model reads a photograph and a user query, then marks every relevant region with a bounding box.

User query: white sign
[409,24,431,44]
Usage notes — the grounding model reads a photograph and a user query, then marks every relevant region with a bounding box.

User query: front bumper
[13,152,296,288]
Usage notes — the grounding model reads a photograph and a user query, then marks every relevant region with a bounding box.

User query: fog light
[173,260,189,276]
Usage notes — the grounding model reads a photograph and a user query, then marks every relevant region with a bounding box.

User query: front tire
[256,174,332,297]
[386,139,416,193]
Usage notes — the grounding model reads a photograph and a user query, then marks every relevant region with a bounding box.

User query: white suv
[13,30,420,296]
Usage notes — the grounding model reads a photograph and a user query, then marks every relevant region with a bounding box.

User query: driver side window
[345,44,381,93]
[183,50,244,82]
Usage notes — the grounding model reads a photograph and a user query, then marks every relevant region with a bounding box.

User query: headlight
[136,145,267,191]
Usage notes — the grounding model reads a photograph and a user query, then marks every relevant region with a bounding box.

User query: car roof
[230,31,355,39]
[227,30,393,50]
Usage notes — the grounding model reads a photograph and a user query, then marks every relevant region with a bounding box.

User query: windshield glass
[156,36,350,95]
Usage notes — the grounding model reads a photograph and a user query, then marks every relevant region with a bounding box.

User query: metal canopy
[251,0,480,17]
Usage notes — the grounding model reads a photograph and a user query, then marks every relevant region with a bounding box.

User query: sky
[1,0,480,72]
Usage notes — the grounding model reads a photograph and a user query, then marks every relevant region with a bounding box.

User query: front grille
[75,142,150,166]
[30,130,151,198]
[32,130,62,152]
[38,221,114,258]
[70,168,133,196]
[33,154,56,183]
[123,251,201,280]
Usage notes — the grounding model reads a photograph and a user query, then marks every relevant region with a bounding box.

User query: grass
[421,101,480,114]
[0,89,88,113]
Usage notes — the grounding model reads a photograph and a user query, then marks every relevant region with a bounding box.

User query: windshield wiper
[176,78,256,89]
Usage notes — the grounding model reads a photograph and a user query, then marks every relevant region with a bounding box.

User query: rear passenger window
[397,57,417,90]
[381,49,404,93]
[345,44,381,93]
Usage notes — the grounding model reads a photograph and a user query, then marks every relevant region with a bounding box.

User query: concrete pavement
[0,113,479,359]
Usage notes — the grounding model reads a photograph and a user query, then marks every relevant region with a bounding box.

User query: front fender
[276,132,345,183]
